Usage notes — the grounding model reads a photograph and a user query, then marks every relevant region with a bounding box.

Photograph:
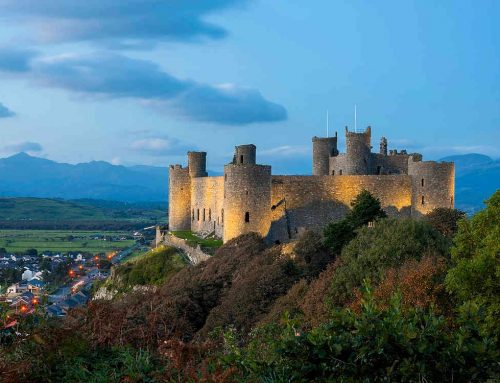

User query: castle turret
[168,164,191,231]
[312,134,338,176]
[380,137,388,156]
[234,144,256,165]
[188,151,208,178]
[408,156,455,216]
[344,126,372,175]
[223,145,271,242]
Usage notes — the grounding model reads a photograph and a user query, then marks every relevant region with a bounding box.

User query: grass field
[0,230,136,254]
[171,231,223,248]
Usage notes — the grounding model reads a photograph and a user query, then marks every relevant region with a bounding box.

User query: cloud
[0,102,15,118]
[0,47,36,72]
[0,51,286,125]
[5,141,43,153]
[130,137,190,156]
[0,0,248,46]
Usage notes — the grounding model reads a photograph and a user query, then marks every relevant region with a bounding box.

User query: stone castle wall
[190,176,224,237]
[408,158,455,216]
[267,174,412,242]
[168,165,191,231]
[223,164,272,242]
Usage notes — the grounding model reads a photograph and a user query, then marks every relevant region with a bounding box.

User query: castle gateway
[169,127,454,243]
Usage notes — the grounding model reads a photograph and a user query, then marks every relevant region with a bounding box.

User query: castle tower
[223,145,272,242]
[234,144,256,165]
[312,134,338,176]
[188,151,208,178]
[408,156,455,216]
[380,137,388,156]
[344,126,372,175]
[168,164,191,231]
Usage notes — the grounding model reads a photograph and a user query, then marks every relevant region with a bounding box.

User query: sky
[0,0,498,174]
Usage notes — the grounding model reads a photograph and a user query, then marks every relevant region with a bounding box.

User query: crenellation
[168,126,454,243]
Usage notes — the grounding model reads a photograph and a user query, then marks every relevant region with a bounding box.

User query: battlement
[168,127,454,243]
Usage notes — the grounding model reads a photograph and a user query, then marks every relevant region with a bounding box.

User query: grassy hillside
[0,197,167,229]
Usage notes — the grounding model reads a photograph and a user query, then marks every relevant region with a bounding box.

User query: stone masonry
[168,127,454,243]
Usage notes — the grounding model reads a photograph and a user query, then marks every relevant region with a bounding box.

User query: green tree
[323,190,386,256]
[445,190,500,336]
[329,218,448,306]
[225,285,499,383]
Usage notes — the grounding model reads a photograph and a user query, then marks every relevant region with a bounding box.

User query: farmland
[0,230,136,254]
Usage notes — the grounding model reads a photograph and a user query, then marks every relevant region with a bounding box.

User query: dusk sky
[0,0,499,174]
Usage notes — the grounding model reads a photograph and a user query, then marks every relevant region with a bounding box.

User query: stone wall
[267,174,413,243]
[223,164,272,242]
[163,233,210,265]
[190,176,224,237]
[168,165,191,231]
[408,158,455,216]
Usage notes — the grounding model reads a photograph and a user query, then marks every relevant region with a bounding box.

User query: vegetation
[0,197,166,230]
[1,190,498,382]
[171,230,223,248]
[323,190,386,255]
[0,230,135,254]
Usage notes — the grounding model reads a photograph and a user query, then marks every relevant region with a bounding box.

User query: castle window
[377,166,381,175]
[246,190,249,195]
[225,174,227,181]
[451,197,453,206]
[245,212,250,223]
[421,178,425,187]
[421,196,425,205]
[197,209,200,221]
[203,208,206,221]
[339,170,343,175]
[240,155,244,163]
[221,209,224,224]
[209,208,212,221]
[332,170,335,175]
[192,209,194,221]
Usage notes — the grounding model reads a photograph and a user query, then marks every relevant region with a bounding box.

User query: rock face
[169,127,455,243]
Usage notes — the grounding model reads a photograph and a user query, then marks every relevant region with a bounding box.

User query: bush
[324,190,386,256]
[225,285,500,382]
[425,207,466,238]
[445,190,500,336]
[329,218,449,306]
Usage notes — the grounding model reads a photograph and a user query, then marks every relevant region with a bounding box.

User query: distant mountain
[0,152,497,213]
[439,153,500,214]
[0,153,168,202]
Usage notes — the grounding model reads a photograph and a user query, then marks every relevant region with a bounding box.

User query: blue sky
[0,0,498,174]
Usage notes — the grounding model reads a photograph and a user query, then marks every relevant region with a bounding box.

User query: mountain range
[0,152,498,213]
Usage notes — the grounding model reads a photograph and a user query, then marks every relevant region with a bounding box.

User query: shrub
[425,207,466,238]
[329,218,449,306]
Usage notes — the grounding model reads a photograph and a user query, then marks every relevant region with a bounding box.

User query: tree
[445,190,500,336]
[425,207,465,238]
[329,218,448,306]
[226,285,499,382]
[323,190,386,256]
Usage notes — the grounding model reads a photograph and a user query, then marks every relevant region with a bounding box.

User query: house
[27,279,45,293]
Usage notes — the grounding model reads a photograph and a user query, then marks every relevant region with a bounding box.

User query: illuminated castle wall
[169,127,454,243]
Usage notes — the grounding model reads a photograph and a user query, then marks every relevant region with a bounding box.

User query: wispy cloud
[130,137,191,156]
[0,0,248,46]
[5,141,43,153]
[0,49,287,125]
[0,102,15,118]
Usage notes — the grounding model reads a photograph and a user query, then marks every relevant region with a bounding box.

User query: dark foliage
[425,207,466,238]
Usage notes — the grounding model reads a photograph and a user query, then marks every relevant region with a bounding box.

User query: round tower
[168,164,191,231]
[408,157,455,216]
[234,144,256,165]
[344,126,372,175]
[188,151,208,178]
[223,146,272,242]
[312,135,338,175]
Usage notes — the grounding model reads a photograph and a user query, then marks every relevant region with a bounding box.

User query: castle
[168,126,454,243]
